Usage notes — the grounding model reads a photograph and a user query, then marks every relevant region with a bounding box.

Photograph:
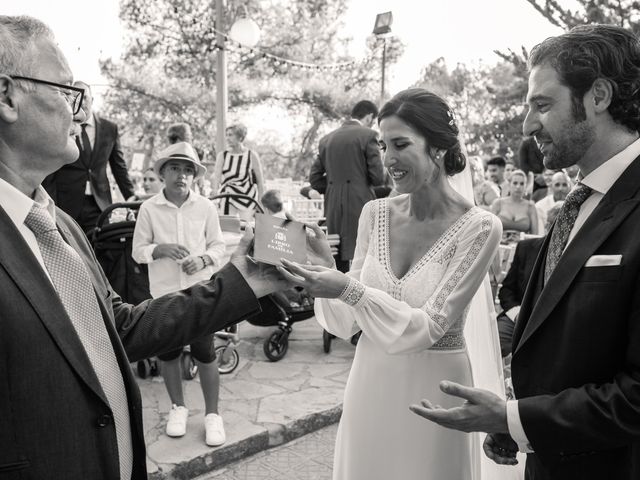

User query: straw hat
[154,142,206,179]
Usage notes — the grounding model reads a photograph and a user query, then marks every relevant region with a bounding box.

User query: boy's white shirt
[132,190,226,298]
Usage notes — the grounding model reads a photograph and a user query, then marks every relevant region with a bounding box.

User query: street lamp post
[215,0,228,159]
[214,1,261,157]
[372,11,393,104]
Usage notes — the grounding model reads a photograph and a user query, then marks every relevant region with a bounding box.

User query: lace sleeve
[314,200,376,338]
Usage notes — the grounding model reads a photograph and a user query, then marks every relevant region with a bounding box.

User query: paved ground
[194,424,337,480]
[138,319,354,480]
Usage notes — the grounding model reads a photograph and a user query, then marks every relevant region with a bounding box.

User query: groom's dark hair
[529,24,640,133]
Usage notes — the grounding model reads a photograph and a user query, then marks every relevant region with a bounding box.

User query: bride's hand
[285,213,334,268]
[278,260,347,298]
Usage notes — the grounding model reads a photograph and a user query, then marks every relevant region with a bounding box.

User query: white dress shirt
[507,137,640,453]
[0,177,57,283]
[131,190,226,298]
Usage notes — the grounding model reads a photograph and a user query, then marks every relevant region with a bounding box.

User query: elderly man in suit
[411,24,640,480]
[43,80,135,234]
[0,16,292,480]
[309,99,385,273]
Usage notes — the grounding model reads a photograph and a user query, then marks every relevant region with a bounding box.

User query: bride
[281,88,519,479]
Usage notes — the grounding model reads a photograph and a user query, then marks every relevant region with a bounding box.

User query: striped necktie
[24,203,133,479]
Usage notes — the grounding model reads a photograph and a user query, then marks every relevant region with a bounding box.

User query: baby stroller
[92,201,215,378]
[210,193,317,362]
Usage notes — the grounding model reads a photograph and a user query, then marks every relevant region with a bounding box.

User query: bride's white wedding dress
[316,198,503,480]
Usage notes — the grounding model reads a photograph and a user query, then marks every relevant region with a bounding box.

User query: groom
[410,24,640,480]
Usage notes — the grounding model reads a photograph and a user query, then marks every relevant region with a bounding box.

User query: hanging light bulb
[229,5,261,47]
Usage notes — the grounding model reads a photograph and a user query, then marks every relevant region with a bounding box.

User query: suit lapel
[0,208,109,406]
[514,156,640,354]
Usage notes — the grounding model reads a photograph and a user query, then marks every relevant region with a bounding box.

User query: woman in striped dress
[212,123,265,221]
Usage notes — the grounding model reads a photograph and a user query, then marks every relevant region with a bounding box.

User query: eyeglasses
[9,76,85,115]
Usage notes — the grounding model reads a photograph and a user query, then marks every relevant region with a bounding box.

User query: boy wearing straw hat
[132,142,227,446]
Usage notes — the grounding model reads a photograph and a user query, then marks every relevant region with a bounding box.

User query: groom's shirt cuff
[507,400,534,453]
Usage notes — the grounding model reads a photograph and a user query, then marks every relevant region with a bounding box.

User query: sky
[4,0,578,104]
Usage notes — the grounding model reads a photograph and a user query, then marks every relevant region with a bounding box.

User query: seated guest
[531,167,557,202]
[536,170,570,232]
[496,203,562,356]
[474,156,504,209]
[128,167,163,201]
[491,169,539,236]
[261,189,287,218]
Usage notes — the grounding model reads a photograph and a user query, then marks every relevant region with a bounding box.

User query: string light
[209,27,380,72]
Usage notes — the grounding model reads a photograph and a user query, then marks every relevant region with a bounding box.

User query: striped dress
[217,150,258,213]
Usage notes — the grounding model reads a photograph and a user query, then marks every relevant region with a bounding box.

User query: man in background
[475,156,508,208]
[44,81,135,234]
[309,100,385,272]
[535,171,570,232]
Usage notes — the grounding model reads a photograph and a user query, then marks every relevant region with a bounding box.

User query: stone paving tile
[143,320,352,479]
[196,424,337,480]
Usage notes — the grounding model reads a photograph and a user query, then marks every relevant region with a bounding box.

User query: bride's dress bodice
[360,199,477,350]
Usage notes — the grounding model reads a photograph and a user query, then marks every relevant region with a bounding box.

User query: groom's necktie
[24,204,133,479]
[544,183,593,284]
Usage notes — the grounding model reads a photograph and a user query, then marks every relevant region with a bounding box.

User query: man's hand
[153,243,190,261]
[230,227,291,298]
[409,381,509,433]
[484,433,519,466]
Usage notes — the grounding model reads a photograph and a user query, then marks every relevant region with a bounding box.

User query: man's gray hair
[0,16,55,87]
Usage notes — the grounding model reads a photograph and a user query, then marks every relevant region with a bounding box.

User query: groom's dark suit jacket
[511,155,640,479]
[0,205,261,479]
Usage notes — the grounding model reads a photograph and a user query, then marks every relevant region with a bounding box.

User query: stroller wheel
[323,330,334,354]
[264,329,289,362]
[137,359,151,379]
[181,351,198,380]
[215,345,240,374]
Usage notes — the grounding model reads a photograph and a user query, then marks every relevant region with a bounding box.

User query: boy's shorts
[157,333,216,363]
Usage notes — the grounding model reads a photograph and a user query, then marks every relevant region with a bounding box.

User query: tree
[100,0,403,179]
[415,58,528,160]
[525,0,640,33]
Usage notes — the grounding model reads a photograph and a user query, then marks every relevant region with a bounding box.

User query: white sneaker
[166,404,189,437]
[204,413,226,447]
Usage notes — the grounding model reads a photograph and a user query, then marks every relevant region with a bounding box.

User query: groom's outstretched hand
[409,381,509,433]
[484,433,519,466]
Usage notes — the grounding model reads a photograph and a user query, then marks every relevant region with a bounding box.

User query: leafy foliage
[525,0,640,33]
[101,0,403,178]
[415,58,528,160]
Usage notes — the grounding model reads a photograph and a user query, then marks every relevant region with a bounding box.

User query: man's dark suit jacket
[44,114,135,220]
[511,155,640,479]
[499,237,545,313]
[496,237,544,356]
[309,119,385,262]
[0,206,261,479]
[518,136,544,175]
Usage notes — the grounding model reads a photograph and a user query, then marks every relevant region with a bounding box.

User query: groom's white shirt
[507,136,640,453]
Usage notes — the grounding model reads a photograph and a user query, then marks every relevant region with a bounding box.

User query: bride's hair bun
[378,88,466,177]
[443,142,466,175]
